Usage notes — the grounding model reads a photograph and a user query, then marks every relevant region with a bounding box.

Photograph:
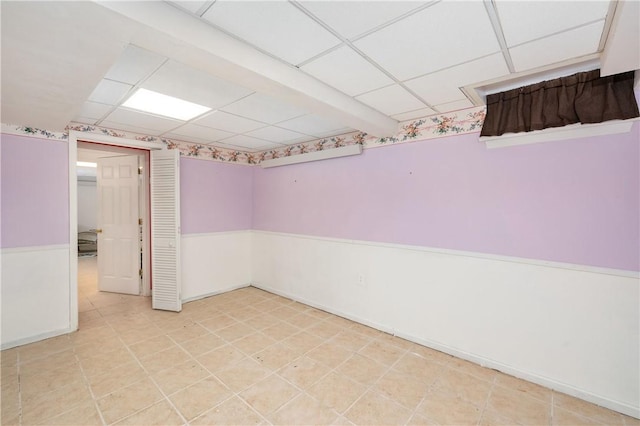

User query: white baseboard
[182,283,251,303]
[0,327,76,351]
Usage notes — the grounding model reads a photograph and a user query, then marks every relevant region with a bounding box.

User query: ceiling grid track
[195,1,216,17]
[597,0,620,51]
[6,1,624,148]
[95,56,171,127]
[343,0,442,45]
[293,0,440,68]
[507,19,609,51]
[290,0,440,112]
[483,0,516,74]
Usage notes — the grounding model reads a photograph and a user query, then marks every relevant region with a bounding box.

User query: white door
[97,155,141,295]
[151,149,182,312]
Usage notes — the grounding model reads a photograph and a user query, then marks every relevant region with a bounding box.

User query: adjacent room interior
[1,1,639,425]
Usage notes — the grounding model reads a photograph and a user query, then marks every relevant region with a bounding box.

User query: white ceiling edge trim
[481,119,637,149]
[462,54,601,106]
[601,0,639,77]
[260,144,363,168]
[96,1,398,137]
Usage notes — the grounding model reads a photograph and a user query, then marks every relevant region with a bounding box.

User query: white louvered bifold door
[151,149,182,312]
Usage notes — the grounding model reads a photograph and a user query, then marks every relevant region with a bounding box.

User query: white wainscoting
[1,245,73,349]
[251,230,640,418]
[181,231,252,302]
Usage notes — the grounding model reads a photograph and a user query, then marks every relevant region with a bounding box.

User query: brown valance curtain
[480,69,639,137]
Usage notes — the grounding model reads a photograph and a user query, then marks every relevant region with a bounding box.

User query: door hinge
[138,167,142,175]
[138,218,143,225]
[139,268,143,278]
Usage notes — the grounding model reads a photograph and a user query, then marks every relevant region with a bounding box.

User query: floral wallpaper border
[1,106,486,166]
[257,106,486,162]
[1,124,70,141]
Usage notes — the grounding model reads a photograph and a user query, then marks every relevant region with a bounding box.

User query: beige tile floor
[1,256,638,425]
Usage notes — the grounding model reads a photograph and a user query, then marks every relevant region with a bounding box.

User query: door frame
[68,130,165,331]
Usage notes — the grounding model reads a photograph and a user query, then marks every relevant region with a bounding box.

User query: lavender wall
[253,123,640,271]
[1,134,69,248]
[180,157,253,234]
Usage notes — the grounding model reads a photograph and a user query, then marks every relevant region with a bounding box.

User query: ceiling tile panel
[76,101,113,120]
[510,21,604,72]
[495,0,610,47]
[142,60,253,109]
[354,1,501,81]
[202,1,341,65]
[356,84,426,116]
[104,45,166,85]
[391,107,437,122]
[73,117,97,126]
[221,93,308,124]
[404,53,510,106]
[161,132,211,145]
[433,99,474,112]
[88,79,132,105]
[100,121,165,136]
[301,46,395,96]
[165,123,234,142]
[313,128,356,139]
[220,134,283,151]
[103,108,183,133]
[298,1,424,40]
[194,111,266,133]
[276,114,351,138]
[168,1,211,15]
[245,126,311,143]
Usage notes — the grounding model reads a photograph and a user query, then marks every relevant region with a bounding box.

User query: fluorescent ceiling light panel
[77,161,97,167]
[122,88,211,121]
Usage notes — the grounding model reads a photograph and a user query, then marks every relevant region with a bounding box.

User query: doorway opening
[68,130,181,332]
[75,141,151,322]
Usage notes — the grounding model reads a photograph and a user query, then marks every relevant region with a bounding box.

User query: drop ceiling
[1,0,633,153]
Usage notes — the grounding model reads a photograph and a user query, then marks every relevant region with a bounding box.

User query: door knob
[95,229,103,234]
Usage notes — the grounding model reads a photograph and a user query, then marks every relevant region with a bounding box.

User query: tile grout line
[262,340,349,422]
[403,355,438,426]
[74,350,109,426]
[327,326,422,421]
[188,299,364,422]
[476,373,498,425]
[267,341,344,419]
[17,350,23,426]
[213,298,330,422]
[104,318,190,425]
[334,337,413,423]
[167,311,272,425]
[16,341,89,425]
[137,332,194,426]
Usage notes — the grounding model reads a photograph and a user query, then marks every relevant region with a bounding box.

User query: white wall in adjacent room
[77,180,97,232]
